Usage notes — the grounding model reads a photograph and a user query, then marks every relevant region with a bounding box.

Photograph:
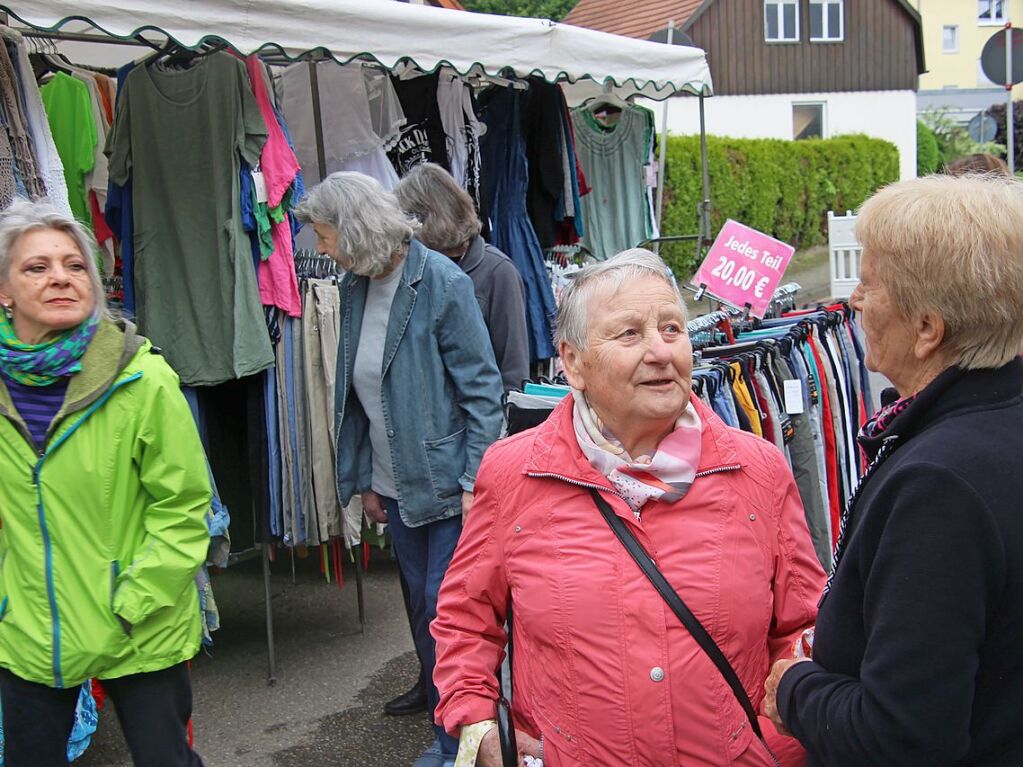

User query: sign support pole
[1007,23,1015,173]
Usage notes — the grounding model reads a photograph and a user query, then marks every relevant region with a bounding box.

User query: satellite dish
[980,28,1023,85]
[968,112,999,143]
[648,27,696,47]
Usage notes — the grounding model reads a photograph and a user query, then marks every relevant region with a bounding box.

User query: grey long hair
[0,198,108,319]
[295,172,420,277]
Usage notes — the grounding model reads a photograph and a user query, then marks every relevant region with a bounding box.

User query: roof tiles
[564,0,704,40]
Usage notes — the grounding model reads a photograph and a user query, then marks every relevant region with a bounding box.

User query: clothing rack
[294,249,342,280]
[689,303,869,566]
[686,309,732,335]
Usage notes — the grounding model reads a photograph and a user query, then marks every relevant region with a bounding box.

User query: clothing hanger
[29,37,74,81]
[582,81,629,122]
[699,340,762,361]
[147,38,227,70]
[466,71,529,92]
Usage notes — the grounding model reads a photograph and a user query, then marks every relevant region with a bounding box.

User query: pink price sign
[690,219,795,318]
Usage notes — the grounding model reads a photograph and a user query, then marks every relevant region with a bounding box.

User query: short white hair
[555,248,686,349]
[0,198,107,319]
[295,172,420,277]
[856,174,1023,370]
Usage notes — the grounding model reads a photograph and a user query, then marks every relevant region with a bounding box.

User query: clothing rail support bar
[262,542,277,686]
[308,60,327,185]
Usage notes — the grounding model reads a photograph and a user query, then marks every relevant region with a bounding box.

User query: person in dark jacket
[763,174,1023,766]
[396,162,529,393]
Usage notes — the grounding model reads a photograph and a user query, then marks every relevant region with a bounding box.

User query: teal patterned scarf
[0,313,100,386]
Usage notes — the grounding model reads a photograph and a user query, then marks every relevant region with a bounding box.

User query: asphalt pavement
[78,554,434,766]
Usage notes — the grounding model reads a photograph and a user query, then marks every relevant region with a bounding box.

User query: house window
[979,0,1006,24]
[765,0,799,42]
[943,25,959,53]
[810,0,843,42]
[793,103,825,140]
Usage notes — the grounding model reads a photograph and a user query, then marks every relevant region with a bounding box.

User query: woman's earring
[2,304,11,319]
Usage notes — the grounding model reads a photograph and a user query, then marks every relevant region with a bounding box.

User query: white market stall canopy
[1,0,713,100]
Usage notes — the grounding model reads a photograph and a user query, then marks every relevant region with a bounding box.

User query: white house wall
[648,90,918,181]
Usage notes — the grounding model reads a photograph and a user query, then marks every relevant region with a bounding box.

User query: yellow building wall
[912,0,1023,98]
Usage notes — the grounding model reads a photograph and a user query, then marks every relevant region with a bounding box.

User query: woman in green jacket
[0,199,211,767]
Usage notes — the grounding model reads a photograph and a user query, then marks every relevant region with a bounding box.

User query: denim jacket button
[386,429,395,437]
[650,666,665,682]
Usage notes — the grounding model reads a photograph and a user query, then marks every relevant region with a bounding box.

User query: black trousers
[0,662,204,767]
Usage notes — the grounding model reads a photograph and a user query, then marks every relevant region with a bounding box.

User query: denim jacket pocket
[423,428,467,505]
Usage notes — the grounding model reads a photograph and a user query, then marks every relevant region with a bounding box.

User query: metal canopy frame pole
[697,93,712,262]
[653,19,675,249]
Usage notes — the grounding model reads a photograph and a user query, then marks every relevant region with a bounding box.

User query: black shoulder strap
[589,488,780,766]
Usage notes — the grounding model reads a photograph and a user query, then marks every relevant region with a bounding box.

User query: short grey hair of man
[394,163,481,254]
[555,248,687,350]
[295,171,420,278]
[0,198,108,319]
[855,174,1023,370]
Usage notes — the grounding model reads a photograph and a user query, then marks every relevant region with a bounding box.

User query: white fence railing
[828,210,861,299]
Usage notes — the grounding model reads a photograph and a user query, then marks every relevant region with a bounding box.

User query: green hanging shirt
[571,105,653,261]
[40,72,96,225]
[106,53,272,386]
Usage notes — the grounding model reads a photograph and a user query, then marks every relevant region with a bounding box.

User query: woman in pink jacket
[432,249,825,766]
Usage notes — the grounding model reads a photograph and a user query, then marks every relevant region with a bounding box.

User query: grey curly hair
[295,172,420,277]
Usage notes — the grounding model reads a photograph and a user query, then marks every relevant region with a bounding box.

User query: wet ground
[78,555,435,767]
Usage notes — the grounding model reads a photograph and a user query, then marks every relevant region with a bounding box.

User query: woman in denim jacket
[296,172,504,767]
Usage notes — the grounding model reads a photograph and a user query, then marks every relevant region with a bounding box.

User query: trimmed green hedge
[916,120,940,176]
[660,134,899,277]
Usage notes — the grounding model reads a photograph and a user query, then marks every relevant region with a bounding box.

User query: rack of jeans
[261,251,368,634]
[690,303,870,568]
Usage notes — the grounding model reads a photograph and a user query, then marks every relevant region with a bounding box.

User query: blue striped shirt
[2,374,69,449]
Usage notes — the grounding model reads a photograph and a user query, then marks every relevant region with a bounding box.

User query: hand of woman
[362,491,387,524]
[477,727,542,766]
[461,491,474,524]
[764,657,809,736]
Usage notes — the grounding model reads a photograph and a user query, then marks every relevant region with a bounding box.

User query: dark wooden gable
[685,0,921,96]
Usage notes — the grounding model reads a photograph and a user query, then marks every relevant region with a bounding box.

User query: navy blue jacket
[778,358,1023,766]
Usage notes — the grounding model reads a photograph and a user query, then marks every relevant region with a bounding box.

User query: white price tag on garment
[783,379,805,415]
[252,170,269,204]
[645,161,659,188]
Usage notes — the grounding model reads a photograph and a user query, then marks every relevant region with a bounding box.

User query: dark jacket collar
[458,235,485,274]
[859,358,1023,460]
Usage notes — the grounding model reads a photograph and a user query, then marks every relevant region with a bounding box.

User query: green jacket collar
[0,319,146,448]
